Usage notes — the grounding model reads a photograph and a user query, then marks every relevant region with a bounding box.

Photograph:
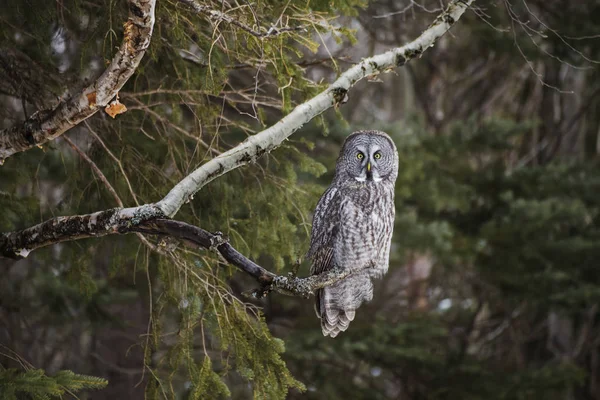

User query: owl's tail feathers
[321,308,355,338]
[315,289,356,338]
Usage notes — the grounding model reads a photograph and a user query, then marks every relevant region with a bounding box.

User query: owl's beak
[366,161,373,180]
[367,162,371,172]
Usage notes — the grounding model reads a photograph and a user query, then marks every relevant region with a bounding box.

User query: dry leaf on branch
[104,100,128,118]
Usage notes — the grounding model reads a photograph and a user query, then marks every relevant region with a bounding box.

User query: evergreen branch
[178,0,307,38]
[157,0,475,217]
[0,368,107,398]
[0,0,156,163]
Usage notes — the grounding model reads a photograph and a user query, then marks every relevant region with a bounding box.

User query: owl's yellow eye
[374,152,382,159]
[357,152,364,160]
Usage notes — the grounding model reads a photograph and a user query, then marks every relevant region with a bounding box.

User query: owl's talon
[249,284,272,299]
[242,286,270,299]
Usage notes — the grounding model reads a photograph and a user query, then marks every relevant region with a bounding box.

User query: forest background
[1,0,600,399]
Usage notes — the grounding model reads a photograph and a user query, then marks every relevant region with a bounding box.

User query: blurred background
[2,0,600,398]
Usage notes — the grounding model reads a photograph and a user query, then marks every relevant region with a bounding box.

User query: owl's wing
[307,185,343,331]
[375,200,395,275]
[307,186,340,276]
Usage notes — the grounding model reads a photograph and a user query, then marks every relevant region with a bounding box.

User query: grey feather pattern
[308,130,398,337]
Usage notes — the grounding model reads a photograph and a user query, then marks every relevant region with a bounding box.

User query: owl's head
[335,130,399,183]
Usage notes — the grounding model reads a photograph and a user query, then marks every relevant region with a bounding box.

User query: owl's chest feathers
[341,180,395,213]
[332,180,395,274]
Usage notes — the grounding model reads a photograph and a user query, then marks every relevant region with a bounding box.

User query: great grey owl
[308,130,398,338]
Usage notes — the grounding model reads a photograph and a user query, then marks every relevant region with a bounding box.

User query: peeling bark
[157,0,474,217]
[0,0,156,162]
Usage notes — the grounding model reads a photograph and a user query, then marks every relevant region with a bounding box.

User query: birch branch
[0,0,156,163]
[157,0,474,217]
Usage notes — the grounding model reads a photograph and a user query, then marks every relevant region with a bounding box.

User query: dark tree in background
[1,0,600,399]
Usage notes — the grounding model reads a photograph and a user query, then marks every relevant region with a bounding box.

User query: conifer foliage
[0,368,107,399]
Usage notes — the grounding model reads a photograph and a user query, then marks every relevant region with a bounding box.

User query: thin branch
[0,214,366,298]
[84,121,141,206]
[140,220,368,299]
[520,0,600,65]
[373,0,442,19]
[63,135,124,207]
[157,0,474,217]
[0,0,156,162]
[178,0,306,38]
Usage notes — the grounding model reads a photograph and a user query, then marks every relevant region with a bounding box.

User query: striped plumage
[308,130,398,337]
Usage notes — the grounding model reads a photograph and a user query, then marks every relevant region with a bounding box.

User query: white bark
[157,0,474,217]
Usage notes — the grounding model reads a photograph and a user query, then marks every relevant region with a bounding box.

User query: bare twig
[84,121,141,206]
[63,135,124,207]
[63,133,157,250]
[178,0,306,38]
[373,0,442,19]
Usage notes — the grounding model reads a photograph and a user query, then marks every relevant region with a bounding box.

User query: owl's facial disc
[354,145,383,183]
